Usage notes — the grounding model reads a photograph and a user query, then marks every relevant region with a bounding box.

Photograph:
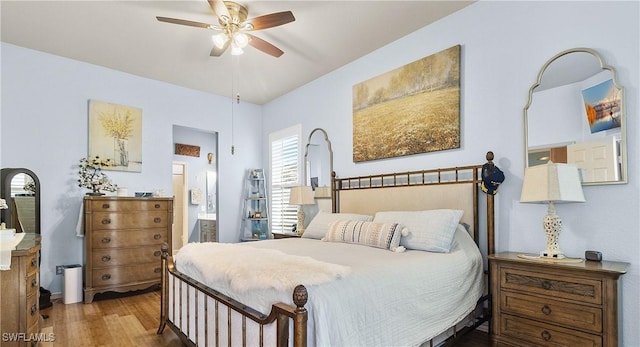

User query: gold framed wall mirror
[524,48,627,185]
[0,168,41,233]
[303,128,334,210]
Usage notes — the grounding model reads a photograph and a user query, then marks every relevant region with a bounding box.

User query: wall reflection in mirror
[304,128,334,205]
[0,168,41,233]
[524,48,627,185]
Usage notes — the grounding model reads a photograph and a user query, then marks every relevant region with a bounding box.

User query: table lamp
[520,162,585,259]
[288,186,315,235]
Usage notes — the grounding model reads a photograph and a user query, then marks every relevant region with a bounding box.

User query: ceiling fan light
[212,33,228,49]
[231,46,244,56]
[233,32,249,48]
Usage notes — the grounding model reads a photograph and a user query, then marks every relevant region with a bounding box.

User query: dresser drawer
[200,220,216,231]
[91,246,163,268]
[91,229,167,249]
[500,314,601,347]
[92,263,162,287]
[90,200,169,212]
[91,211,169,230]
[501,291,602,333]
[26,292,39,330]
[26,271,39,297]
[25,252,39,275]
[501,267,602,305]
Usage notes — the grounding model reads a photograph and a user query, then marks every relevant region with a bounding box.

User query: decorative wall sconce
[207,153,214,164]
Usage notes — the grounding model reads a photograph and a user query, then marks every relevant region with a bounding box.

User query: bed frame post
[484,151,496,256]
[157,243,169,334]
[292,285,308,347]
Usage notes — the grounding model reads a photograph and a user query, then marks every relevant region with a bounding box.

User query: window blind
[270,128,300,233]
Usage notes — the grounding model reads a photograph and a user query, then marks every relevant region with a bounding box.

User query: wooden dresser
[490,252,628,347]
[0,233,41,347]
[83,196,173,303]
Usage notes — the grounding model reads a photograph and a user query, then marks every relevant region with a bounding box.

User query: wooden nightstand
[489,252,628,347]
[272,232,301,239]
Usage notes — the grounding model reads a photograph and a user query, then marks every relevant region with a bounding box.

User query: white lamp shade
[521,163,585,203]
[288,186,315,205]
[314,186,332,199]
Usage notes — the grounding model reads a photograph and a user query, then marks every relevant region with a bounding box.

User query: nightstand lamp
[288,186,315,235]
[520,162,585,259]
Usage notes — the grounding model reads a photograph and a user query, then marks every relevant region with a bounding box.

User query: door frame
[172,161,189,252]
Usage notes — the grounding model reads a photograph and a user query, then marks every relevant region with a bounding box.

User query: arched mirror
[524,48,626,185]
[0,168,41,233]
[304,128,334,204]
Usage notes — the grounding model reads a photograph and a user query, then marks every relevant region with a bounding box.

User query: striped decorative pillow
[323,220,405,252]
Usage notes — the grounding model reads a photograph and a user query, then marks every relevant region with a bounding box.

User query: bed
[157,152,498,347]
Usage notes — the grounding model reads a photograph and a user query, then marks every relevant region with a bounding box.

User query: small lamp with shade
[288,186,315,235]
[520,162,585,259]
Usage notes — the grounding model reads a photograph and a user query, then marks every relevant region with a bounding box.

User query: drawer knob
[541,305,552,315]
[31,304,38,316]
[101,255,111,262]
[542,280,552,290]
[102,274,112,281]
[154,204,161,208]
[154,267,161,273]
[154,234,162,240]
[31,278,38,288]
[31,258,38,267]
[101,237,111,244]
[541,330,552,341]
[101,218,111,224]
[154,251,161,257]
[154,217,162,223]
[102,203,110,209]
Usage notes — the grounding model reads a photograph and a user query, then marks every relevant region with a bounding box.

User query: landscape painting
[89,100,143,172]
[581,78,621,134]
[352,45,460,162]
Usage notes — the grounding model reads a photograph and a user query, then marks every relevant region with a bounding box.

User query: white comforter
[175,228,483,347]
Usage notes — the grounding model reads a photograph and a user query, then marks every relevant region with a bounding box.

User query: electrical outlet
[56,265,64,275]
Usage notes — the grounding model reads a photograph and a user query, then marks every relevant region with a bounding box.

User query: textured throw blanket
[175,242,350,292]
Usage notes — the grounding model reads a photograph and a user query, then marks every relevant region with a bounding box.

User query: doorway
[172,125,218,245]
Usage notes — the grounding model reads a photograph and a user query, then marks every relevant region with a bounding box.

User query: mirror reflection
[0,168,41,233]
[304,128,333,193]
[524,48,626,185]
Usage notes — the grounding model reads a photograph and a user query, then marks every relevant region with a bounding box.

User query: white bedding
[175,227,484,347]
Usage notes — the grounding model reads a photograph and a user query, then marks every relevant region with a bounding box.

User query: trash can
[63,264,83,304]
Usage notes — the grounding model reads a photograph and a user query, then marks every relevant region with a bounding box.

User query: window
[269,125,302,234]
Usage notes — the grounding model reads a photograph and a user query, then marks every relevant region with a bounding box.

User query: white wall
[0,43,263,294]
[262,1,639,345]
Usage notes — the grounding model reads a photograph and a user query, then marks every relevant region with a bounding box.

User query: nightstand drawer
[501,291,602,333]
[501,267,602,305]
[500,314,602,347]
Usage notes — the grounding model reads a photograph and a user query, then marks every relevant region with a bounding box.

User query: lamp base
[540,250,565,259]
[517,253,583,263]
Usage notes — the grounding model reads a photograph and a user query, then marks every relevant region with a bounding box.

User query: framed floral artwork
[88,100,143,172]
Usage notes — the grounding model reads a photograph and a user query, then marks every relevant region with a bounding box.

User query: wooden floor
[40,289,491,346]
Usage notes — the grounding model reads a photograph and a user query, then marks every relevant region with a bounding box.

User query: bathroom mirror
[524,48,626,185]
[304,128,334,197]
[0,168,41,233]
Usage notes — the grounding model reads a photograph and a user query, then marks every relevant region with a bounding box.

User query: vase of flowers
[78,156,117,195]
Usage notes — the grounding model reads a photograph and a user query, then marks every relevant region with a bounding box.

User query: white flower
[0,198,8,210]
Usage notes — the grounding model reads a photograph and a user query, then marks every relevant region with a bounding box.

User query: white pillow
[373,209,463,252]
[302,211,373,239]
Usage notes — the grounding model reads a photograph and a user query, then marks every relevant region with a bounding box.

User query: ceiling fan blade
[208,0,230,20]
[157,16,212,29]
[210,40,230,57]
[247,34,284,58]
[244,11,295,31]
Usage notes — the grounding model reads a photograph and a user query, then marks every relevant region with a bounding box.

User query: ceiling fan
[157,0,295,58]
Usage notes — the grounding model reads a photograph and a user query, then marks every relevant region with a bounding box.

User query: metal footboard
[157,244,308,347]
